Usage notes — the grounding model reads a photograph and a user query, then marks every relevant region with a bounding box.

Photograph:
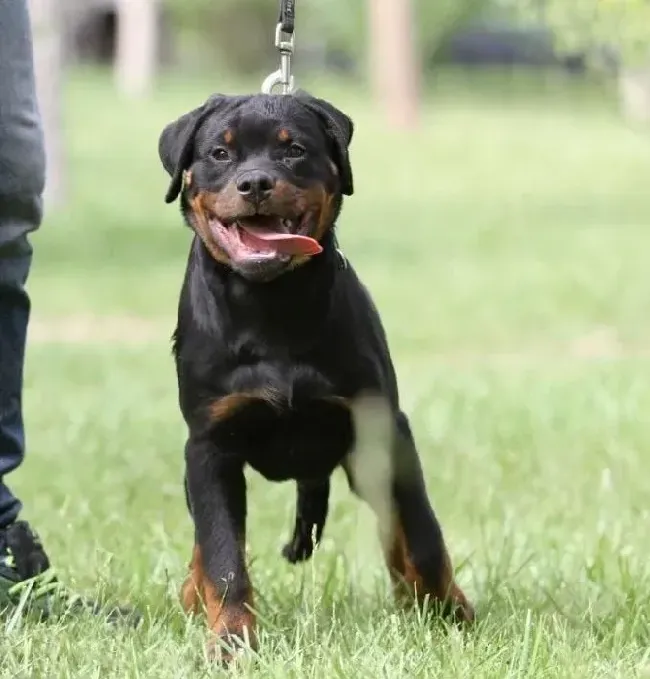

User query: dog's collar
[331,232,347,270]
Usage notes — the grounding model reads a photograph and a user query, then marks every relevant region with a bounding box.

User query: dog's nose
[236,170,275,202]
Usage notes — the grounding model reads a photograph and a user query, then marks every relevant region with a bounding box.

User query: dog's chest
[209,353,354,482]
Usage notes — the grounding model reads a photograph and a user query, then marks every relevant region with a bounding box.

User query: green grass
[3,67,650,677]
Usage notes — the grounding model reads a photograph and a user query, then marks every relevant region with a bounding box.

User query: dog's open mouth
[208,214,323,263]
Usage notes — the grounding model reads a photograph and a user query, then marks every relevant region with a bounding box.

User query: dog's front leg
[282,479,330,563]
[183,436,254,661]
[345,410,474,623]
[387,412,474,622]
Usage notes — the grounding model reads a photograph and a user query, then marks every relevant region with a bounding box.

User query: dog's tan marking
[208,389,284,423]
[289,184,336,270]
[180,544,204,615]
[188,193,231,266]
[180,544,256,661]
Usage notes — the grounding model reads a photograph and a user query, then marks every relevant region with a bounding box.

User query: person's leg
[0,0,46,528]
[0,2,138,624]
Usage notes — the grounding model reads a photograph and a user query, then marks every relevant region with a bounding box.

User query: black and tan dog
[158,92,473,659]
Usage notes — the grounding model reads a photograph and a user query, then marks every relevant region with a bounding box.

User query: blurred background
[29,0,650,211]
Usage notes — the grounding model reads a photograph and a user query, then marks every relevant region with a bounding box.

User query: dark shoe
[0,520,140,625]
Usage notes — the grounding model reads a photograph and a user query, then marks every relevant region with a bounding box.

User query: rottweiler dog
[158,91,473,659]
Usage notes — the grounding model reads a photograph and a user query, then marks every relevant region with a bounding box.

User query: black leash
[261,0,296,94]
[278,0,295,35]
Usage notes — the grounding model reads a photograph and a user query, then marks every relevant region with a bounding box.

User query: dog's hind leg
[281,479,330,563]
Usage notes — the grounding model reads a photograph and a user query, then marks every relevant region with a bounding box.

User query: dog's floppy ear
[296,92,354,196]
[158,94,230,204]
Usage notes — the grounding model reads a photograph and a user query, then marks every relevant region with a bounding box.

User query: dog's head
[159,92,354,282]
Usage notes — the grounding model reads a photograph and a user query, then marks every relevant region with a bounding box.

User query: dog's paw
[392,574,475,626]
[281,535,316,564]
[445,585,475,625]
[206,631,255,665]
[206,614,257,664]
[425,585,475,626]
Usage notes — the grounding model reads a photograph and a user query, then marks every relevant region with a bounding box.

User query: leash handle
[261,0,296,94]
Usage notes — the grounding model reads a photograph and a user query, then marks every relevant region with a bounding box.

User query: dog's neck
[190,228,344,342]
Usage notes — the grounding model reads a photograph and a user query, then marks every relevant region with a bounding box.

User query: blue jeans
[0,0,46,528]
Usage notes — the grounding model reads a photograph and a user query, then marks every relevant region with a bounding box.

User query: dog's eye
[285,143,306,159]
[212,147,230,161]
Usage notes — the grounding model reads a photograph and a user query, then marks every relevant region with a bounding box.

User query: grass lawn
[2,68,650,677]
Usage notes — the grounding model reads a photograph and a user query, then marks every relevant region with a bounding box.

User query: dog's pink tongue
[239,224,323,256]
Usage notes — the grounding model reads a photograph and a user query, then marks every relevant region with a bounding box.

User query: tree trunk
[115,0,158,97]
[618,68,650,124]
[28,0,67,209]
[368,0,421,129]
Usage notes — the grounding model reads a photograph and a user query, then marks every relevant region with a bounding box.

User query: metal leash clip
[262,23,295,95]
